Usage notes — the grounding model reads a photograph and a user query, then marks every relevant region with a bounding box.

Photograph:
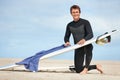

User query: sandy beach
[0,58,120,80]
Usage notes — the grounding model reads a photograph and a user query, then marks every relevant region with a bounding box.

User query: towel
[16,44,66,72]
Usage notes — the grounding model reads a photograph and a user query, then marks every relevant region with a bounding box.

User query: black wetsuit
[64,18,96,73]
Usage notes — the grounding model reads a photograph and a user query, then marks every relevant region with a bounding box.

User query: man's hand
[77,39,86,45]
[64,42,71,46]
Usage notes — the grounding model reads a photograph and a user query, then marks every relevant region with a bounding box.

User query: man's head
[70,5,81,21]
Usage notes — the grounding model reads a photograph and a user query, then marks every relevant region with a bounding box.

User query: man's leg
[85,44,93,68]
[74,47,85,73]
[80,44,93,74]
[70,64,103,74]
[88,65,103,74]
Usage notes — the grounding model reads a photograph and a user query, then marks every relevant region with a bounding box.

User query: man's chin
[73,18,80,21]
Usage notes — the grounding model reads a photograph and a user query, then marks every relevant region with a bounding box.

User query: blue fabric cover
[16,44,66,72]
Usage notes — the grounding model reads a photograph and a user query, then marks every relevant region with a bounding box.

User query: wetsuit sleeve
[84,21,93,41]
[64,25,71,43]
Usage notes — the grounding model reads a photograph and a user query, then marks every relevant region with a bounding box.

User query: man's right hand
[64,42,71,46]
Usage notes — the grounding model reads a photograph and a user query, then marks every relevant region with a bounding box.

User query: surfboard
[38,66,75,72]
[0,30,117,71]
[40,30,117,60]
[0,64,19,70]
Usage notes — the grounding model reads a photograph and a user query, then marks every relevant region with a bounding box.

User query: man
[64,5,103,74]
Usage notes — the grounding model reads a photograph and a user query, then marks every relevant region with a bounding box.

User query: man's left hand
[77,39,86,45]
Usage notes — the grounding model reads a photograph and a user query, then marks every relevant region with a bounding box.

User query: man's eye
[72,12,79,13]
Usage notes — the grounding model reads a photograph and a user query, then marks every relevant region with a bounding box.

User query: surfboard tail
[96,30,117,45]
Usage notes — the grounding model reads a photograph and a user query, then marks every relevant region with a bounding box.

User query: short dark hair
[70,5,81,13]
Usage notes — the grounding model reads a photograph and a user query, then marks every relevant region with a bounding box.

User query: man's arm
[64,25,71,46]
[84,20,93,41]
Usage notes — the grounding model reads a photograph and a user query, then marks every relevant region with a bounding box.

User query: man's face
[71,9,80,21]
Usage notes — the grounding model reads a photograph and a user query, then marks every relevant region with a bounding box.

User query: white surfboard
[0,64,19,70]
[0,30,118,70]
[40,30,117,60]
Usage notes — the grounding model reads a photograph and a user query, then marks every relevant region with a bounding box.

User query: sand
[0,58,120,80]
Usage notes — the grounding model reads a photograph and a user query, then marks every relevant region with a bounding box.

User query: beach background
[0,0,120,60]
[0,58,120,80]
[0,0,120,80]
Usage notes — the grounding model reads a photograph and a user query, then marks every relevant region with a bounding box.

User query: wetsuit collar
[73,18,80,22]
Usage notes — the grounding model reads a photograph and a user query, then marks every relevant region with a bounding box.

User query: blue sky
[0,0,120,60]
